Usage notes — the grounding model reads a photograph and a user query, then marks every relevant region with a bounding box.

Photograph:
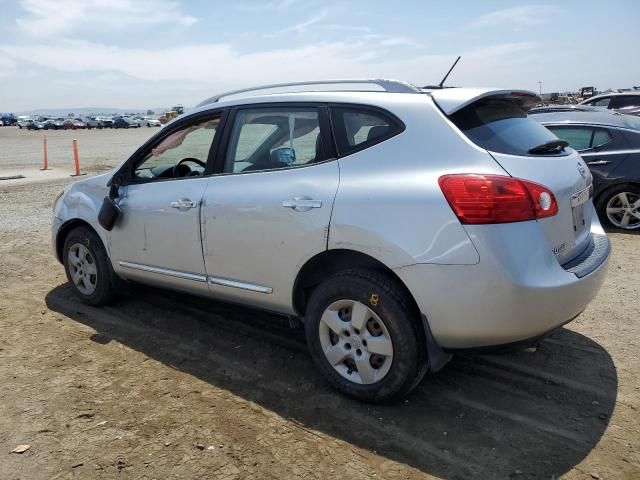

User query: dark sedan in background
[43,118,65,130]
[113,117,140,129]
[531,108,640,230]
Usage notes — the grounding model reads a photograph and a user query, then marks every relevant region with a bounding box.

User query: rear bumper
[394,217,610,349]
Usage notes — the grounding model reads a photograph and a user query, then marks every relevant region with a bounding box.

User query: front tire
[63,226,118,305]
[596,185,640,230]
[305,269,427,402]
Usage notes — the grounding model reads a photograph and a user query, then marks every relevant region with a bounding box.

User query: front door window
[135,117,220,180]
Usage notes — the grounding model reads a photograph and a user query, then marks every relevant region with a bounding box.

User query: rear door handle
[282,197,322,211]
[169,198,198,209]
[586,160,610,165]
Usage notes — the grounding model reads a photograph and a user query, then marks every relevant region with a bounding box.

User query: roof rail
[196,79,421,107]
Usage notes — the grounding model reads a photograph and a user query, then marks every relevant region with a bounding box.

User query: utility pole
[538,81,542,95]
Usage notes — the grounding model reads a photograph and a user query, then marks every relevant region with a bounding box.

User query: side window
[592,128,613,148]
[331,106,401,156]
[135,116,220,180]
[224,108,323,174]
[610,96,640,109]
[590,97,611,108]
[546,126,593,151]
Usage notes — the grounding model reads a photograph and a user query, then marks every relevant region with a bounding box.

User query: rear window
[450,97,569,156]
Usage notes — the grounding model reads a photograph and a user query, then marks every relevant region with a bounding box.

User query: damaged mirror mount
[98,176,123,231]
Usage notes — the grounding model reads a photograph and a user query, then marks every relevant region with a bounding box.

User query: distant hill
[16,107,166,117]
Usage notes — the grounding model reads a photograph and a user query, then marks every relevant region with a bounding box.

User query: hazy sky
[0,0,638,111]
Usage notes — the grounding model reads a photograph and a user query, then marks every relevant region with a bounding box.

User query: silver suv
[52,79,610,402]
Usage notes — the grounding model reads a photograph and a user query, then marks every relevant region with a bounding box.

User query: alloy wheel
[606,191,640,229]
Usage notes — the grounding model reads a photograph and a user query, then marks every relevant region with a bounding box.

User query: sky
[0,0,638,111]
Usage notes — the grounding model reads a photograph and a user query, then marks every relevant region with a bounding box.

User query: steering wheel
[173,157,206,178]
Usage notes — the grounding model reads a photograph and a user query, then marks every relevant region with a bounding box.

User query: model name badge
[552,242,567,256]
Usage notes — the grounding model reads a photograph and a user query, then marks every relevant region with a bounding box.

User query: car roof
[580,91,640,103]
[190,80,539,118]
[530,109,640,130]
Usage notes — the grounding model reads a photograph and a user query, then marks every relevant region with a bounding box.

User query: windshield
[450,97,569,156]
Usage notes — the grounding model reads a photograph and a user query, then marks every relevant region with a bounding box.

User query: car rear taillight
[438,174,558,224]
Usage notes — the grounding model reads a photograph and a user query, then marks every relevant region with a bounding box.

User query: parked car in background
[579,91,640,116]
[100,117,114,128]
[531,108,640,230]
[64,118,87,130]
[52,79,609,402]
[1,112,17,126]
[43,118,65,130]
[146,118,162,127]
[17,117,33,129]
[85,117,104,129]
[113,117,140,129]
[529,105,601,114]
[26,120,44,130]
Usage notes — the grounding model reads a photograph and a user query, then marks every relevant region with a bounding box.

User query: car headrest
[367,125,389,141]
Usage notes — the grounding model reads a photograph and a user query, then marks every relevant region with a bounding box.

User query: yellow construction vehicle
[159,104,185,124]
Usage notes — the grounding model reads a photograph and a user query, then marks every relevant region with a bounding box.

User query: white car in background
[146,118,162,127]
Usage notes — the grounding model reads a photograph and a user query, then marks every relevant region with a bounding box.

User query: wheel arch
[55,219,101,263]
[594,181,640,205]
[292,248,419,318]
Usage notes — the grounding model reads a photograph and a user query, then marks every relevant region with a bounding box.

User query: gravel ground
[0,127,639,479]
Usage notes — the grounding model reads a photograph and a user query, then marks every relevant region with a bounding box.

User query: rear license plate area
[571,187,590,237]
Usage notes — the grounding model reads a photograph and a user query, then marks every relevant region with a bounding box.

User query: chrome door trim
[581,149,640,156]
[118,261,207,282]
[208,276,273,294]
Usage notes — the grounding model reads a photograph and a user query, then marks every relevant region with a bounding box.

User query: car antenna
[422,56,461,89]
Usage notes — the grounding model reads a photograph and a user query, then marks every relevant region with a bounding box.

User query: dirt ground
[0,126,638,479]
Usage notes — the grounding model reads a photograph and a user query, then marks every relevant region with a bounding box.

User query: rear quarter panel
[329,96,506,268]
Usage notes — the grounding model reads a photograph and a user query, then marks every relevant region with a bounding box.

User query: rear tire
[304,268,427,403]
[596,184,640,230]
[63,226,119,305]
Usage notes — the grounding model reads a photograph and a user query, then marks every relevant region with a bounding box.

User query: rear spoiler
[428,88,541,115]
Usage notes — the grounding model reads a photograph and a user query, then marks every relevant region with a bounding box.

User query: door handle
[586,160,610,165]
[282,197,322,211]
[169,198,198,209]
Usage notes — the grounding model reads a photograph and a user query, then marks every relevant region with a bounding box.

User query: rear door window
[589,97,611,108]
[591,129,613,148]
[545,126,613,151]
[450,97,567,156]
[545,126,593,151]
[330,106,402,156]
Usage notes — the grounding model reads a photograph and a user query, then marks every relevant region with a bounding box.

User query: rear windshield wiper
[528,139,569,154]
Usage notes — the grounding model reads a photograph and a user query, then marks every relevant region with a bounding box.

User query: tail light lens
[438,174,558,224]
